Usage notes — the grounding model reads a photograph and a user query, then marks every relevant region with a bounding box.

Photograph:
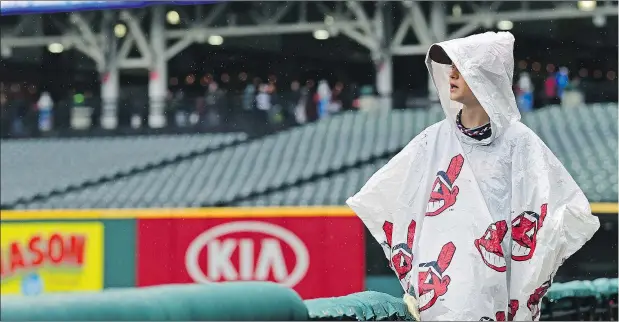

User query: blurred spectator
[172,90,188,128]
[304,80,317,122]
[555,67,570,99]
[204,82,224,128]
[294,81,309,124]
[562,77,585,108]
[37,92,54,132]
[516,72,534,112]
[256,83,272,124]
[10,91,30,137]
[0,54,612,139]
[329,82,344,114]
[285,80,302,124]
[544,73,558,105]
[243,81,256,111]
[316,80,331,119]
[267,83,284,124]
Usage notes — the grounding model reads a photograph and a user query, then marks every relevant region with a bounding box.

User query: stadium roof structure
[0,1,616,101]
[0,1,616,65]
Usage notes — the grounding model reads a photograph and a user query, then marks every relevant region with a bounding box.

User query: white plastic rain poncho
[346,32,600,321]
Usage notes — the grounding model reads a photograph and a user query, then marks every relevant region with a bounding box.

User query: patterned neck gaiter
[456,109,492,141]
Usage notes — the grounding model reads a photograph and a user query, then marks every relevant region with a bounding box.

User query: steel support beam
[341,26,378,51]
[391,13,412,48]
[73,37,104,66]
[100,10,120,130]
[69,13,100,50]
[113,59,146,70]
[1,35,79,47]
[430,1,446,42]
[390,1,443,54]
[346,1,374,38]
[5,15,38,37]
[165,35,195,60]
[120,10,153,63]
[447,5,618,24]
[148,5,168,129]
[118,58,150,69]
[2,20,363,47]
[3,1,614,63]
[166,21,361,39]
[163,2,225,60]
[117,35,135,61]
[428,1,446,99]
[391,2,618,56]
[448,21,481,40]
[405,1,433,45]
[266,2,295,24]
[390,44,430,56]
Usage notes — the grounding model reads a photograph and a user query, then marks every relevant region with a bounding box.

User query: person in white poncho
[346,32,600,321]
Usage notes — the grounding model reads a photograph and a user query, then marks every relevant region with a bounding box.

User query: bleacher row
[1,103,617,209]
[541,278,618,321]
[1,133,247,207]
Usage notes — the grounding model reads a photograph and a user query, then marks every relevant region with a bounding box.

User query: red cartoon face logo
[475,220,508,272]
[527,281,551,320]
[512,204,547,261]
[483,299,519,321]
[426,154,464,216]
[417,242,456,312]
[382,220,417,281]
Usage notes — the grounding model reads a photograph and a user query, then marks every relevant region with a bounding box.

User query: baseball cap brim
[429,45,452,65]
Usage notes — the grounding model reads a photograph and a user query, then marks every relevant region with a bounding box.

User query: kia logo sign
[185,221,310,288]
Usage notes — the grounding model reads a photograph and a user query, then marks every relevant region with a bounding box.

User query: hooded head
[426,32,520,144]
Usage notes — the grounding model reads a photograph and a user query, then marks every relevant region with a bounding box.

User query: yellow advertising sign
[0,222,104,295]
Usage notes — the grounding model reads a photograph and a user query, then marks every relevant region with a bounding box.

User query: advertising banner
[0,222,104,295]
[137,215,365,299]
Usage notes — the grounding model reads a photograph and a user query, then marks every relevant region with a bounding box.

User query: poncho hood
[426,31,521,144]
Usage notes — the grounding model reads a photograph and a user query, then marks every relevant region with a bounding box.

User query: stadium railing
[1,279,616,321]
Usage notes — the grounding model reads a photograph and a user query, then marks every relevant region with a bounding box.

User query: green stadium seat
[1,133,247,207]
[591,278,619,320]
[236,104,617,206]
[544,280,601,321]
[12,103,618,209]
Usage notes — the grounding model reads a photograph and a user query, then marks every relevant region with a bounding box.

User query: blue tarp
[1,1,219,16]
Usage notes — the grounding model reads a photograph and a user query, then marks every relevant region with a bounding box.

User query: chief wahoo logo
[426,154,464,216]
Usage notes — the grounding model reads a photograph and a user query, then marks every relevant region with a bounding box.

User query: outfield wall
[1,205,616,297]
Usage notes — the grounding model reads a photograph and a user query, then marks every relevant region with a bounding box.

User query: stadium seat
[1,133,247,207]
[10,103,618,209]
[239,104,617,207]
